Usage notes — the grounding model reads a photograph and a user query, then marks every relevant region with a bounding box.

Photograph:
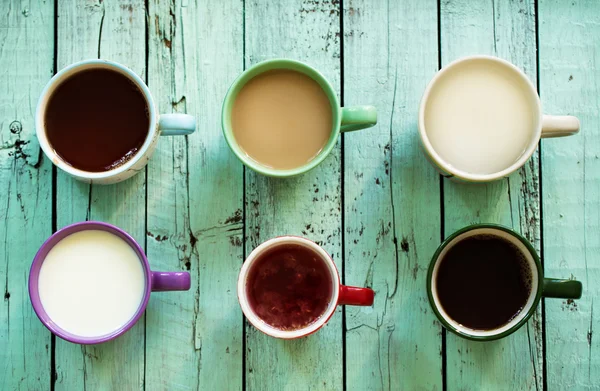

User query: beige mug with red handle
[237,236,374,339]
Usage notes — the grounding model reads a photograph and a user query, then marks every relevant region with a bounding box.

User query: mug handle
[159,114,196,136]
[340,106,377,133]
[151,271,191,292]
[542,278,582,299]
[338,285,375,306]
[541,115,580,138]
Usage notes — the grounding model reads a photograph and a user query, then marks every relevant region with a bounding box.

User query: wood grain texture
[539,0,600,389]
[440,0,543,389]
[54,1,147,390]
[0,1,53,390]
[2,1,600,390]
[342,0,442,390]
[243,0,343,389]
[145,0,244,389]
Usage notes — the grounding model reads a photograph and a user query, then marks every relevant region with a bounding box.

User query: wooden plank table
[0,0,598,389]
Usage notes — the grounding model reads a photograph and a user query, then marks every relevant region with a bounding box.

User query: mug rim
[237,236,341,339]
[418,55,542,182]
[221,58,341,178]
[426,224,544,341]
[35,59,158,181]
[28,221,152,344]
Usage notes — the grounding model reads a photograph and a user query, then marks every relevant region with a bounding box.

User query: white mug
[237,236,374,339]
[36,59,196,184]
[419,55,580,182]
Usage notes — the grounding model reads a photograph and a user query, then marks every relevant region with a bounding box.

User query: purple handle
[151,271,191,292]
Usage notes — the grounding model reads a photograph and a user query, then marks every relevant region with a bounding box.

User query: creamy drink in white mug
[419,55,579,182]
[38,230,145,337]
[424,60,537,175]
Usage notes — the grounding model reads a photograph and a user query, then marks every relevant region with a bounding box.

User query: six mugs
[29,56,582,345]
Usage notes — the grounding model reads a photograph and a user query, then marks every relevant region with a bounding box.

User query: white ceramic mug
[36,59,196,184]
[419,55,580,182]
[238,236,374,339]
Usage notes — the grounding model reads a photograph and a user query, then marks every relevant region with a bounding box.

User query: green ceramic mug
[427,224,582,341]
[221,59,377,177]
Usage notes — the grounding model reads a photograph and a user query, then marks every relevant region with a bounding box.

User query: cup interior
[419,56,542,181]
[35,60,157,180]
[237,236,340,339]
[29,221,151,344]
[222,59,341,177]
[429,227,541,339]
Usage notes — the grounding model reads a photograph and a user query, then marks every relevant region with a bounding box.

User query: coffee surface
[246,244,333,330]
[45,68,149,172]
[38,230,145,337]
[435,234,532,330]
[424,60,536,175]
[232,69,332,169]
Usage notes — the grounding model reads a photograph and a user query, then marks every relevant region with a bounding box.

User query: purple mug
[29,221,190,344]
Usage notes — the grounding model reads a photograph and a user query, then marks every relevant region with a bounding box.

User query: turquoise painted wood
[54,1,147,390]
[145,0,243,389]
[540,0,600,389]
[0,1,53,390]
[440,0,544,389]
[1,1,599,390]
[342,0,442,390]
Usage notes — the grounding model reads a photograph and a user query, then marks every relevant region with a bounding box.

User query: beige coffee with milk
[232,69,332,170]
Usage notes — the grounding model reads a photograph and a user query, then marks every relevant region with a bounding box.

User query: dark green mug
[427,224,582,341]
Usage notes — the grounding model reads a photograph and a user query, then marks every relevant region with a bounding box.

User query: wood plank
[244,0,343,389]
[539,0,600,389]
[54,1,147,390]
[144,0,244,389]
[342,0,442,389]
[0,1,53,389]
[440,0,543,389]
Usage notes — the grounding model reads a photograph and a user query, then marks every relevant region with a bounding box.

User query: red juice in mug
[246,244,333,330]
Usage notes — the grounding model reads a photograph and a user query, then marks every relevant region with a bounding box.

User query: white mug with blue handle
[36,59,196,184]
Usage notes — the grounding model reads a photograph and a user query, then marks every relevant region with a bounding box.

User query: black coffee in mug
[436,234,532,330]
[45,68,150,172]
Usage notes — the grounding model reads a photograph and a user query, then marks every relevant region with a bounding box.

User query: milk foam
[38,230,145,337]
[424,60,537,175]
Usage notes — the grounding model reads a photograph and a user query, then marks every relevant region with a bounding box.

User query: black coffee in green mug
[436,235,532,330]
[427,224,583,341]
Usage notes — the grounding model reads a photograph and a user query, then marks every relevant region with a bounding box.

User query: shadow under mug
[29,221,191,344]
[238,236,375,339]
[36,59,196,185]
[222,58,377,177]
[427,224,582,341]
[419,55,580,182]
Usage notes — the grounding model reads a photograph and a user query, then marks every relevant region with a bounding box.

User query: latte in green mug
[222,59,377,177]
[427,224,582,341]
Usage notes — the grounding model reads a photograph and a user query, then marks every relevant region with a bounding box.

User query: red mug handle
[338,285,374,306]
